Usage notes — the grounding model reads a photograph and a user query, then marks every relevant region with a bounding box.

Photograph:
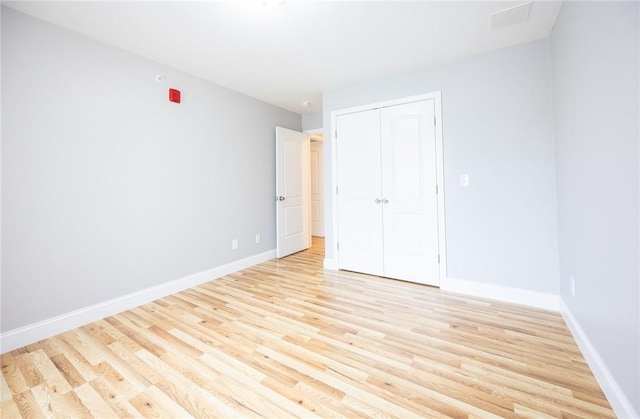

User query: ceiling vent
[490,2,532,30]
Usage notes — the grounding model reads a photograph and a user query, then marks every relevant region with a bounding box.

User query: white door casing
[276,127,311,258]
[335,96,443,286]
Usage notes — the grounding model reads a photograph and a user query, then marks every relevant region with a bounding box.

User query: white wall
[1,8,301,332]
[551,2,639,415]
[323,39,560,295]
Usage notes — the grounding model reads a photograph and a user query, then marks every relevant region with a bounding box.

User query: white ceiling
[3,1,563,114]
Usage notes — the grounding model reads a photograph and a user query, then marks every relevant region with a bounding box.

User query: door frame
[329,91,447,284]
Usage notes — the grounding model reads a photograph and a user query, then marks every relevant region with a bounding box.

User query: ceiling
[3,1,563,114]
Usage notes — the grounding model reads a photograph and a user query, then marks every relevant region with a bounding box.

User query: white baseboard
[560,300,639,419]
[441,277,560,311]
[0,250,276,354]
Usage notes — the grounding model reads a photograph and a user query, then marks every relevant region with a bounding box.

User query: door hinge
[336,186,339,195]
[433,116,436,126]
[337,242,340,250]
[438,254,440,264]
[335,130,338,138]
[436,184,438,194]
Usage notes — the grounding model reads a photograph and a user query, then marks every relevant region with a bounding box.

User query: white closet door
[380,100,439,285]
[336,109,384,276]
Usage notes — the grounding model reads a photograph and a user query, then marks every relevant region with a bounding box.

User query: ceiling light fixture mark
[490,2,532,30]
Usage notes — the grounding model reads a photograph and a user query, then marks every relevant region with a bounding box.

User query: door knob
[374,198,382,204]
[382,198,389,204]
[277,196,286,201]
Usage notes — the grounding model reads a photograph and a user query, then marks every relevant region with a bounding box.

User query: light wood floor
[1,238,613,418]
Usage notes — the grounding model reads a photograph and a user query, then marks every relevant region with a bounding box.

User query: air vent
[490,2,532,30]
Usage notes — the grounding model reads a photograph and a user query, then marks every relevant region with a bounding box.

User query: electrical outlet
[255,234,261,244]
[232,239,238,250]
[570,276,576,297]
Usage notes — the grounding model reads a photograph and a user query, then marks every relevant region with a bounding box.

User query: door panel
[276,127,310,258]
[336,110,383,276]
[380,100,439,285]
[284,205,305,235]
[390,213,423,256]
[391,118,422,200]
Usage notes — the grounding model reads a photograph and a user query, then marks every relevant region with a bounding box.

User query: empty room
[1,1,639,418]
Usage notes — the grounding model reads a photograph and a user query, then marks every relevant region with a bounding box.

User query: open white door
[276,127,311,258]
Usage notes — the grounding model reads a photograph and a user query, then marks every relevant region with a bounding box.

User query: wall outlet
[569,276,576,297]
[232,239,238,250]
[255,234,261,244]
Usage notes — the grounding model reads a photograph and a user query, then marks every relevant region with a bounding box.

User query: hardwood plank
[106,341,163,386]
[53,335,99,383]
[1,352,29,396]
[128,385,192,418]
[12,389,46,419]
[30,349,72,396]
[15,353,42,389]
[57,330,104,366]
[50,353,86,389]
[136,348,242,417]
[0,398,21,418]
[74,382,119,418]
[88,375,143,418]
[51,389,94,418]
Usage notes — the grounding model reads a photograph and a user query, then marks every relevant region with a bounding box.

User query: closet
[336,99,441,286]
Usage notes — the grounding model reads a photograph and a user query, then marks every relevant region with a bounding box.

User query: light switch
[459,174,469,187]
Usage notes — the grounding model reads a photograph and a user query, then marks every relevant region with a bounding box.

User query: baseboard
[560,300,639,419]
[323,257,338,270]
[0,250,276,354]
[441,277,561,311]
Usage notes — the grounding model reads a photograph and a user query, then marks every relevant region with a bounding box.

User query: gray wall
[301,111,323,131]
[323,39,560,294]
[551,1,639,413]
[1,8,301,332]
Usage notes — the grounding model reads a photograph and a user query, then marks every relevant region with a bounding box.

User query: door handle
[276,196,286,201]
[382,198,389,204]
[374,198,382,204]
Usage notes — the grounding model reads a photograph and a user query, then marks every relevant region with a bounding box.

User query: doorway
[308,130,325,238]
[275,127,324,259]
